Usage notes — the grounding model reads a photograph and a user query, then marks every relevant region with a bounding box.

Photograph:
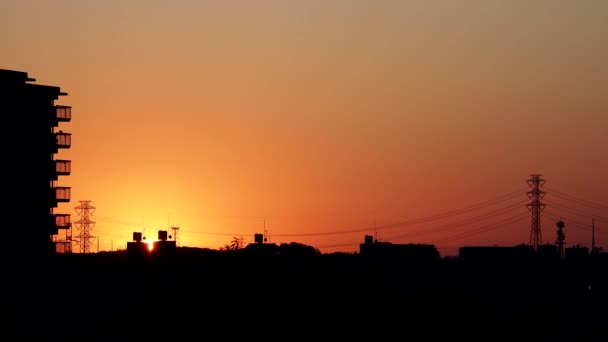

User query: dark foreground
[2,248,607,340]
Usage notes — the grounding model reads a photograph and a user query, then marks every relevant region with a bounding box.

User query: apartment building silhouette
[0,69,72,257]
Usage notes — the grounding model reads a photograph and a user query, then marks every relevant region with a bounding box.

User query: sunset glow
[2,1,607,256]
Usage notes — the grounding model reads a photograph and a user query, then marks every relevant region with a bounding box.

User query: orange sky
[2,1,607,256]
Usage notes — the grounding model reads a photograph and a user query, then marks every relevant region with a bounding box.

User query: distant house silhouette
[458,244,535,266]
[240,234,321,256]
[0,69,72,257]
[565,244,589,264]
[537,243,560,262]
[359,235,441,264]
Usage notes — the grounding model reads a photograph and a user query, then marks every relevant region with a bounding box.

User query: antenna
[171,225,180,247]
[263,217,268,243]
[373,219,378,243]
[592,217,596,253]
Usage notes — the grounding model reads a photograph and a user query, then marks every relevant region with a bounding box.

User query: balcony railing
[55,132,71,149]
[55,105,71,122]
[55,160,71,176]
[54,214,71,229]
[54,186,71,202]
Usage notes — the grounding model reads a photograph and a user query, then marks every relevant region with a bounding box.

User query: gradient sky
[2,0,607,256]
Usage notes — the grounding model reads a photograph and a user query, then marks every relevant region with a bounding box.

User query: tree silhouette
[222,236,242,250]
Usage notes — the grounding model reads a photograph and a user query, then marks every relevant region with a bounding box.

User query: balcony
[56,105,71,122]
[55,131,71,149]
[53,186,71,203]
[54,214,71,229]
[54,159,71,176]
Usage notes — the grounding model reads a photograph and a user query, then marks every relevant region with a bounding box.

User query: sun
[144,240,155,251]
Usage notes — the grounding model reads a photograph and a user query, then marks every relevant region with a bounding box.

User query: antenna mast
[171,225,180,247]
[373,219,378,243]
[592,217,596,253]
[556,219,565,260]
[263,218,268,243]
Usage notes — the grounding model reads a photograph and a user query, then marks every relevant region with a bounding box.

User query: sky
[2,0,607,256]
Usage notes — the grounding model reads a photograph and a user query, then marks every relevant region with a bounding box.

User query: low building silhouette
[538,243,560,261]
[359,235,440,263]
[565,244,589,264]
[458,244,535,265]
[127,230,176,260]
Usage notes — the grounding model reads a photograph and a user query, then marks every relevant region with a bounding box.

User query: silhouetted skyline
[3,2,608,339]
[3,237,608,339]
[2,1,607,254]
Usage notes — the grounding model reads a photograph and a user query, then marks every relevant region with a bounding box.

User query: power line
[545,200,608,222]
[371,191,524,231]
[88,189,527,242]
[543,211,606,232]
[275,191,526,237]
[381,201,527,241]
[544,212,587,229]
[92,215,157,230]
[79,187,532,251]
[429,214,528,245]
[549,192,608,210]
[316,212,526,253]
[543,212,604,249]
[544,187,608,210]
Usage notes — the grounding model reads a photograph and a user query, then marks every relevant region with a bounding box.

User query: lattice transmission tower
[74,200,96,253]
[527,174,546,252]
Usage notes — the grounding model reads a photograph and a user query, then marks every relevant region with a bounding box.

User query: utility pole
[527,174,546,252]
